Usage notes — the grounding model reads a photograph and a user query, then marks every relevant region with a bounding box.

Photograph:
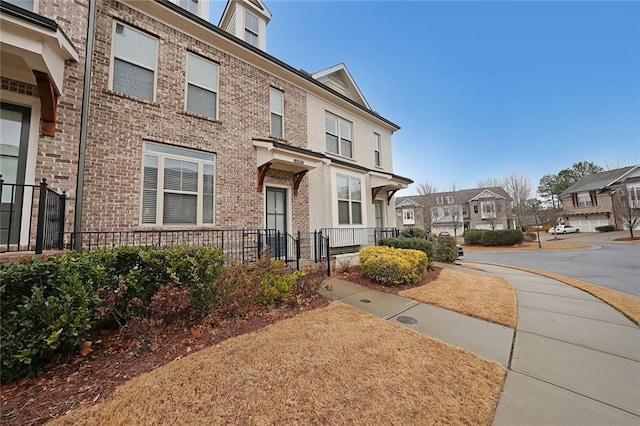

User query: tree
[537,174,562,210]
[448,183,464,237]
[416,181,438,232]
[614,190,640,238]
[571,161,604,179]
[503,172,532,229]
[477,178,502,188]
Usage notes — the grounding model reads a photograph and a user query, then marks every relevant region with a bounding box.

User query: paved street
[462,231,640,296]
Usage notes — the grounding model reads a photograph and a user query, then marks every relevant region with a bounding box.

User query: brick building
[1,0,411,252]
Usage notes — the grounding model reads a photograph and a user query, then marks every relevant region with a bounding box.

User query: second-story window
[245,11,259,46]
[186,53,218,119]
[446,195,455,204]
[325,112,353,158]
[112,23,158,101]
[577,194,592,208]
[4,0,35,11]
[270,87,284,137]
[481,201,496,218]
[373,133,381,167]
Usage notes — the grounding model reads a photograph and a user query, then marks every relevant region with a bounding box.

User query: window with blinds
[186,53,218,119]
[337,174,362,225]
[141,141,215,226]
[112,23,157,101]
[270,87,284,137]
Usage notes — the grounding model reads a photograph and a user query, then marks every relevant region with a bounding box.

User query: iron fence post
[296,231,301,271]
[35,178,48,254]
[58,191,66,249]
[325,235,331,276]
[257,230,263,259]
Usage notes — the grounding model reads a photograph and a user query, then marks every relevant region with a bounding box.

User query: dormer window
[178,0,198,14]
[244,11,259,46]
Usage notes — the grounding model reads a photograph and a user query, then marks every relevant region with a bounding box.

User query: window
[481,202,496,219]
[577,195,592,208]
[4,0,34,11]
[436,196,444,205]
[244,11,259,46]
[473,205,479,214]
[337,174,361,225]
[186,53,218,119]
[112,23,157,101]
[142,142,215,225]
[374,200,384,228]
[402,209,415,225]
[446,195,454,204]
[178,0,198,14]
[373,133,381,167]
[629,186,640,208]
[325,112,353,158]
[270,87,284,137]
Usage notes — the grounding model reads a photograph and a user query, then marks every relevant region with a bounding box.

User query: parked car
[457,244,464,257]
[549,225,580,234]
[439,231,451,236]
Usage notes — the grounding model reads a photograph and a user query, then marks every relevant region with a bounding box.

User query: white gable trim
[606,165,639,188]
[468,189,505,202]
[312,63,371,110]
[396,198,422,208]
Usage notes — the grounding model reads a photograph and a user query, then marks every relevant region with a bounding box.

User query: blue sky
[209,0,640,196]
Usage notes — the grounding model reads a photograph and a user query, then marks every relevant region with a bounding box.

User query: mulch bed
[332,265,442,294]
[0,295,329,426]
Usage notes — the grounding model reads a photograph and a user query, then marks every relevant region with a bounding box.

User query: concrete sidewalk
[320,264,640,425]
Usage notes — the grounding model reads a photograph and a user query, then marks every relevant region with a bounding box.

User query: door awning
[370,171,412,205]
[1,3,79,135]
[253,139,324,195]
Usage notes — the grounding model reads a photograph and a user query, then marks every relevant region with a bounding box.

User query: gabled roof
[395,187,512,207]
[311,63,371,110]
[560,166,638,198]
[395,198,422,208]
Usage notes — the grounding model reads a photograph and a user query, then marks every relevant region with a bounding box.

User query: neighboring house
[395,187,514,235]
[0,0,410,254]
[559,165,640,232]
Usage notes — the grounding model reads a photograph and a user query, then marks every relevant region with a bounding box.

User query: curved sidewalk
[320,264,640,425]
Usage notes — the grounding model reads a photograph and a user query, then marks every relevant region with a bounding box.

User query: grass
[464,262,640,326]
[52,303,506,425]
[399,267,517,328]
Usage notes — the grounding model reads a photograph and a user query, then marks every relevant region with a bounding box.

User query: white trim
[332,169,366,227]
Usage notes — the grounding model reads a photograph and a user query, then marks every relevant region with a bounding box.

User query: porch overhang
[1,2,79,135]
[370,172,412,205]
[253,139,324,195]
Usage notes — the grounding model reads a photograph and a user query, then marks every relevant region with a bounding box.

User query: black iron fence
[0,178,66,254]
[64,228,331,274]
[320,227,399,255]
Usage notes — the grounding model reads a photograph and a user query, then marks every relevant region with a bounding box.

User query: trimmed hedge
[399,227,427,239]
[480,229,524,246]
[359,246,427,286]
[595,225,616,232]
[435,235,459,263]
[378,237,435,270]
[464,229,485,245]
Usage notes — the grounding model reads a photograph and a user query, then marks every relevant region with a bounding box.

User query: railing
[64,228,331,274]
[320,227,399,255]
[0,178,66,254]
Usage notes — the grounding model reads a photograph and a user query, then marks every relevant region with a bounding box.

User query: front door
[265,187,287,257]
[1,103,31,246]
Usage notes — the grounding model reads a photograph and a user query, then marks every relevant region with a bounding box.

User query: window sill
[180,110,221,124]
[138,224,217,230]
[325,152,354,162]
[103,89,159,107]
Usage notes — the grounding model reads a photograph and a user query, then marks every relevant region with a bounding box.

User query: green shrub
[359,246,426,285]
[480,229,524,246]
[0,256,102,383]
[595,225,616,232]
[378,237,435,270]
[464,229,485,245]
[524,232,537,241]
[434,235,458,262]
[399,227,427,239]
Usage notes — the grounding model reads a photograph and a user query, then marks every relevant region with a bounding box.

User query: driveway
[462,232,640,297]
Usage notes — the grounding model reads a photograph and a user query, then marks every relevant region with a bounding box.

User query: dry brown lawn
[52,303,506,426]
[463,240,590,252]
[471,263,640,326]
[399,268,517,328]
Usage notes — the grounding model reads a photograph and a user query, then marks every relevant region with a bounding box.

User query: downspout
[74,0,97,250]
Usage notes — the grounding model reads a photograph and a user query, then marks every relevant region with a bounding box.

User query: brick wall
[78,0,309,233]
